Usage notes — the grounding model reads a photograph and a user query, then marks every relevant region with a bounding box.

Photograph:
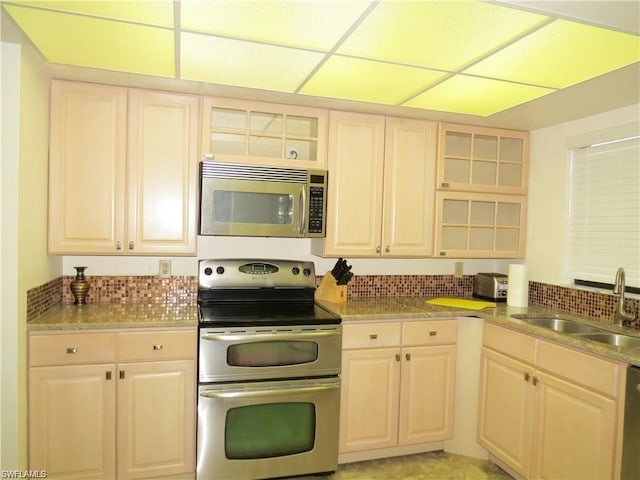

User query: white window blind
[568,135,640,288]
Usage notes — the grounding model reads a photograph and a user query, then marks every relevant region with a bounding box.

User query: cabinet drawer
[483,322,536,365]
[117,329,196,362]
[403,319,457,345]
[537,340,622,397]
[342,322,401,349]
[29,332,116,366]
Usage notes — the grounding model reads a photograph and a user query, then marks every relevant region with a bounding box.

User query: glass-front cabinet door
[435,191,526,258]
[438,123,528,195]
[202,97,328,168]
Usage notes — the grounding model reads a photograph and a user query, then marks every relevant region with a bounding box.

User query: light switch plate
[159,259,171,278]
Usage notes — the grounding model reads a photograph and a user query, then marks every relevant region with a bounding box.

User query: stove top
[197,259,341,327]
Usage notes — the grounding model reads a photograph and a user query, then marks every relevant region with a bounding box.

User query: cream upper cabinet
[200,96,328,168]
[438,123,528,194]
[339,319,456,463]
[477,323,623,480]
[49,81,127,255]
[127,89,199,255]
[312,112,437,257]
[435,122,529,258]
[48,81,199,255]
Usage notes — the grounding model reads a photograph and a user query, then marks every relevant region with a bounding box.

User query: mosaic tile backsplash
[27,273,638,329]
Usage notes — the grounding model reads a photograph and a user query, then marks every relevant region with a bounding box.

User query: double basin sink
[511,313,640,348]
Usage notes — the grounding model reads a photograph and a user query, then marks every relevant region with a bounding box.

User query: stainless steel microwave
[199,161,327,237]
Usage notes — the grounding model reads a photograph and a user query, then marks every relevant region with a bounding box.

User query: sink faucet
[613,267,636,326]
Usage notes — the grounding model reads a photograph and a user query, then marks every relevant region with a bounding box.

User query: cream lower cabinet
[29,329,196,480]
[478,323,623,480]
[49,80,199,255]
[312,112,437,257]
[339,319,456,462]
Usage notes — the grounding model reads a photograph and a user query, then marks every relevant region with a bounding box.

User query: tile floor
[299,451,512,480]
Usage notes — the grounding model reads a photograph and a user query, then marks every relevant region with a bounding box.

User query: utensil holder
[315,272,347,304]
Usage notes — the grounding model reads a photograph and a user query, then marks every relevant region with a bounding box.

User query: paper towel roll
[507,264,529,307]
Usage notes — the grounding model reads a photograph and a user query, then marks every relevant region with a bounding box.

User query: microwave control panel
[308,186,325,234]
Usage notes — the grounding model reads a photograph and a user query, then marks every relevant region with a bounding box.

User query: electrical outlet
[159,259,171,278]
[454,262,464,278]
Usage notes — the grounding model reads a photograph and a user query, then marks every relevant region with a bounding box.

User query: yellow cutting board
[426,297,497,310]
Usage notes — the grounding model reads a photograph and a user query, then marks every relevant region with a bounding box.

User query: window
[567,134,639,289]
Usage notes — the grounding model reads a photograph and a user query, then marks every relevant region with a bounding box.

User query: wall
[0,40,54,470]
[527,103,640,286]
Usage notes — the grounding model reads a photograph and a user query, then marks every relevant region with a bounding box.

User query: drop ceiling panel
[9,0,174,26]
[3,4,175,76]
[180,32,324,92]
[180,0,372,51]
[300,55,447,105]
[404,75,554,116]
[466,19,640,88]
[337,0,550,71]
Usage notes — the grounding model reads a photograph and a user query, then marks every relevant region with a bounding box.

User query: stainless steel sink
[574,332,640,348]
[510,314,602,334]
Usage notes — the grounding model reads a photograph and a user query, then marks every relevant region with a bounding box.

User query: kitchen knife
[337,271,353,285]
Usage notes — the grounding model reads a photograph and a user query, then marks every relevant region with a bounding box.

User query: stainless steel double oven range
[196,259,342,480]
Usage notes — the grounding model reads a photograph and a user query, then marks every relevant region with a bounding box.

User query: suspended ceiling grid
[2,0,639,118]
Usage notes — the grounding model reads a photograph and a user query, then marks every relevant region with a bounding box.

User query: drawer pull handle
[405,353,411,361]
[369,334,378,340]
[429,331,437,336]
[66,347,78,354]
[153,344,164,350]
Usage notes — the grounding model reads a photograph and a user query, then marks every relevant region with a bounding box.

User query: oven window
[213,190,294,225]
[225,402,316,459]
[227,340,318,367]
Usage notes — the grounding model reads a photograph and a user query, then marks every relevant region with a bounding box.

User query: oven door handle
[200,330,340,342]
[200,383,339,399]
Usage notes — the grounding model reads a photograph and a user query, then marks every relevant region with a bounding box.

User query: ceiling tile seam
[396,16,557,106]
[292,0,381,95]
[173,0,181,79]
[2,1,175,30]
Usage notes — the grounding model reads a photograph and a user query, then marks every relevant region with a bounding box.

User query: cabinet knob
[106,371,112,380]
[119,370,125,380]
[116,241,122,250]
[532,376,539,386]
[429,330,437,336]
[66,347,78,354]
[128,241,134,250]
[524,372,530,382]
[376,246,381,253]
[395,354,401,362]
[385,245,390,253]
[153,344,164,350]
[405,353,411,361]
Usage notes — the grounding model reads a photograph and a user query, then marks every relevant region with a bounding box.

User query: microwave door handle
[299,186,307,236]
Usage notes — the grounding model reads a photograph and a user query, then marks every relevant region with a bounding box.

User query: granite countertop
[318,296,640,367]
[28,304,198,331]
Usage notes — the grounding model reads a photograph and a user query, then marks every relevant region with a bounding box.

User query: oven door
[197,377,340,480]
[198,325,341,382]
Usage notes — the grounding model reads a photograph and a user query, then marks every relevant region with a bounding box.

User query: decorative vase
[70,266,90,305]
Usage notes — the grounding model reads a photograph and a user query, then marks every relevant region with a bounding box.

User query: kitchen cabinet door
[398,345,456,445]
[48,80,127,254]
[477,347,534,478]
[127,90,199,255]
[316,111,386,256]
[339,348,401,453]
[382,118,437,257]
[116,359,196,480]
[29,364,117,479]
[532,371,617,480]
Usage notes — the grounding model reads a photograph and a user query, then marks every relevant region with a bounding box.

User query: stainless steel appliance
[196,259,341,480]
[473,272,508,301]
[621,365,640,479]
[199,161,328,237]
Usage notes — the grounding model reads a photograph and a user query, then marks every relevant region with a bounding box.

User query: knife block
[315,272,347,304]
